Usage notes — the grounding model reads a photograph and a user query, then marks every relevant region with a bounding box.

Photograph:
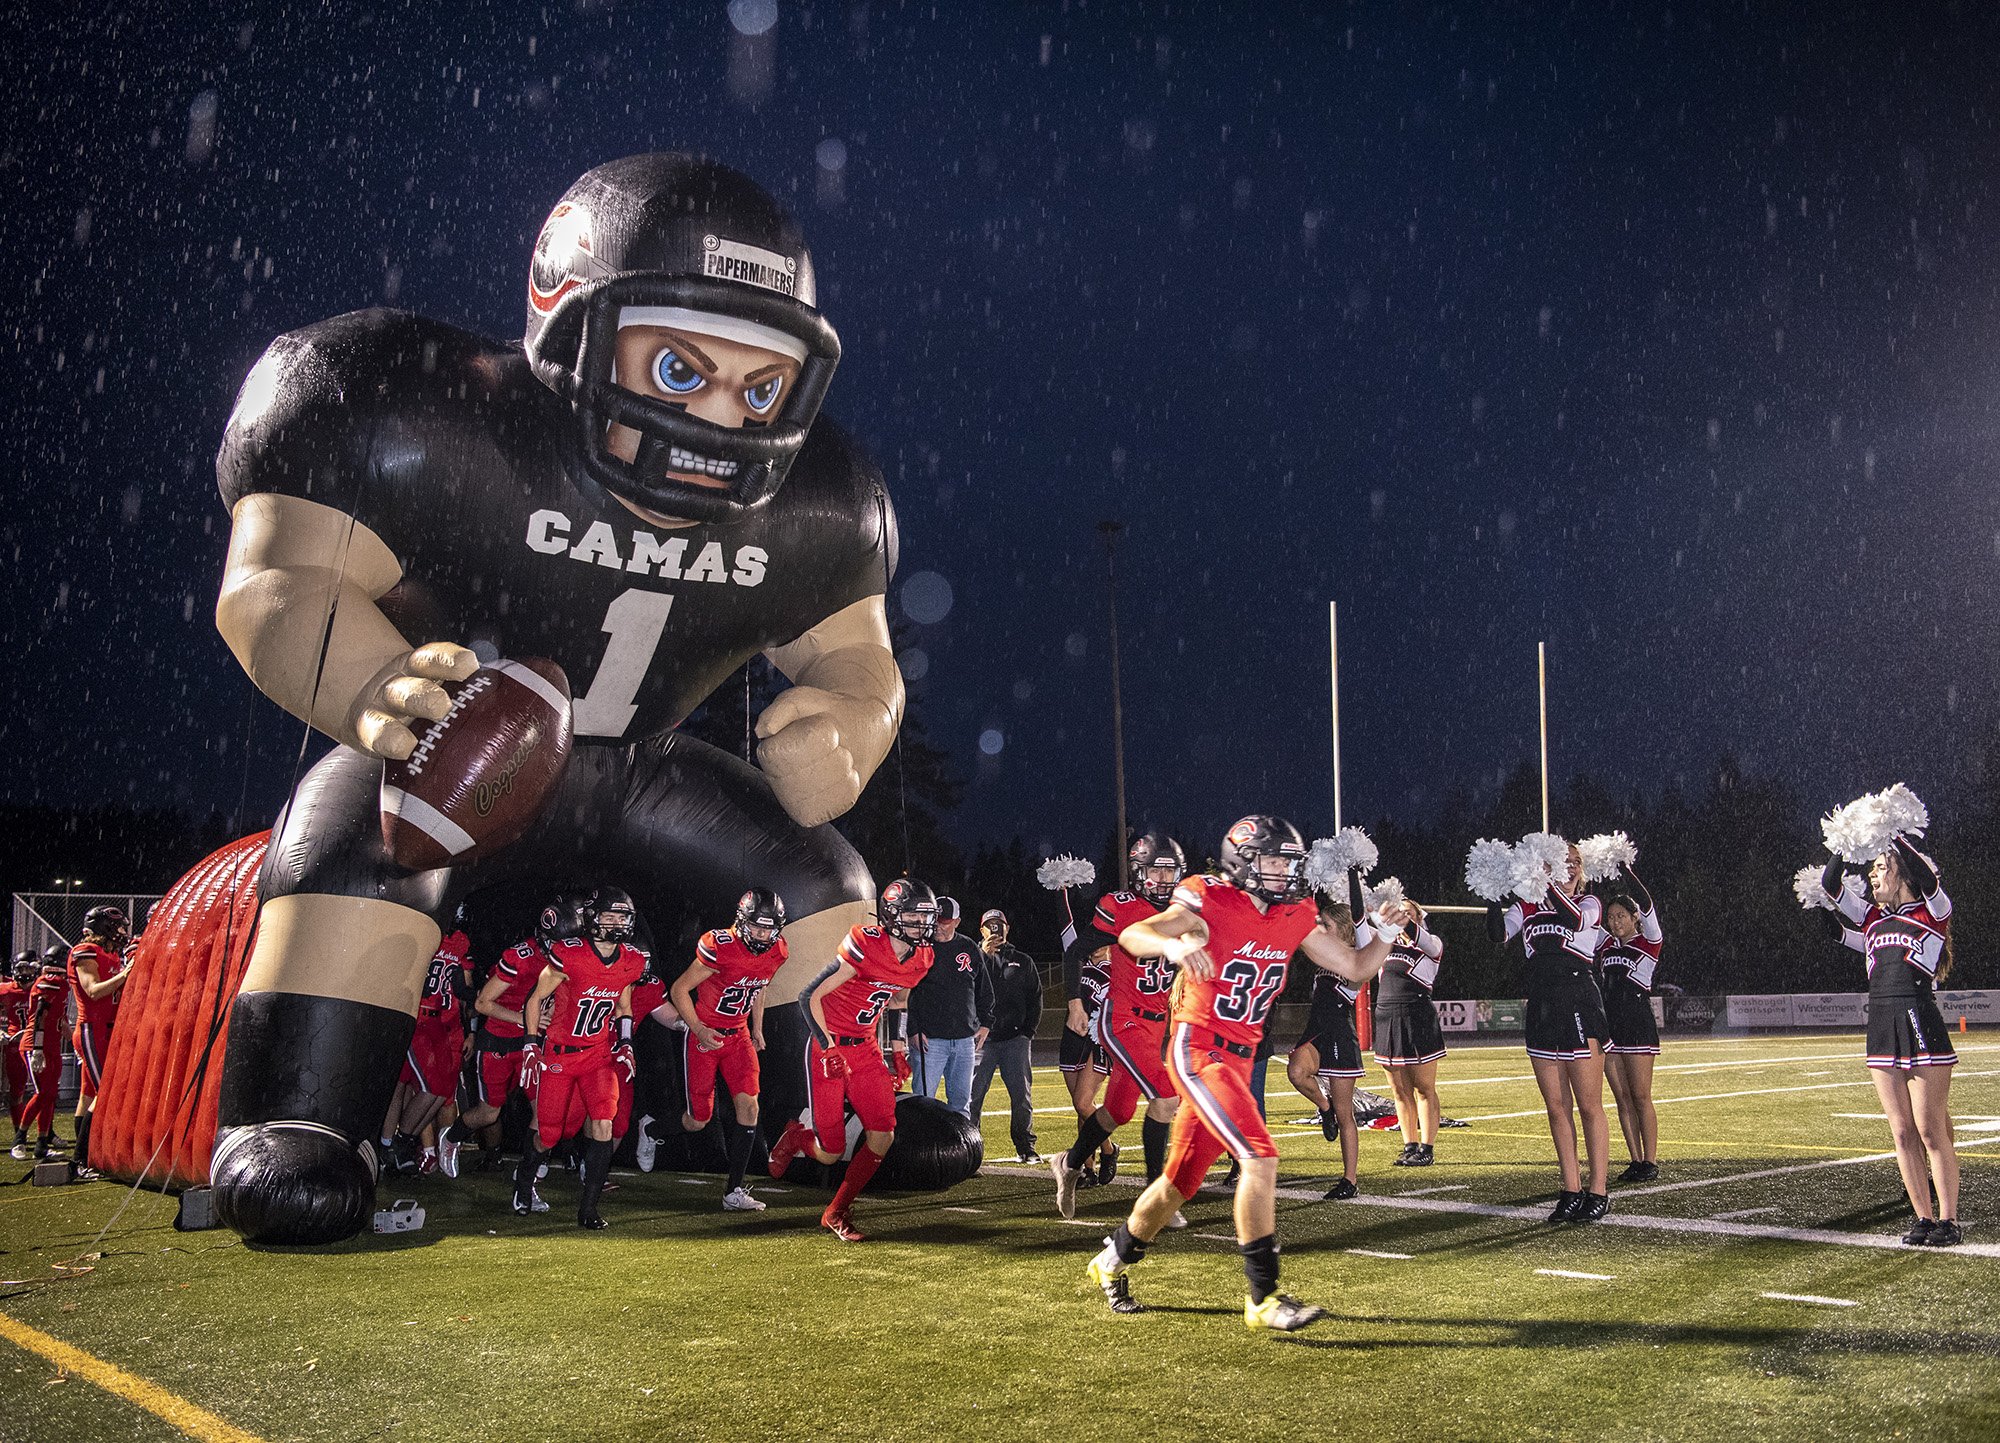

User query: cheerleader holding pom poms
[1473,834,1612,1222]
[1285,885,1365,1200]
[1363,881,1446,1167]
[1806,785,1962,1247]
[1583,833,1664,1182]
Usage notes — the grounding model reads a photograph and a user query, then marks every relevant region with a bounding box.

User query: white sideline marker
[1537,1268,1615,1281]
[1347,1248,1413,1260]
[943,1206,988,1214]
[1193,1233,1239,1242]
[1397,1184,1469,1197]
[1711,1207,1781,1220]
[1762,1291,1858,1307]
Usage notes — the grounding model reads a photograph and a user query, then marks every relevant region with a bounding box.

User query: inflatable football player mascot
[211,155,897,1243]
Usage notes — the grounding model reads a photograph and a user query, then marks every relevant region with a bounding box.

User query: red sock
[828,1145,886,1216]
[769,1118,813,1178]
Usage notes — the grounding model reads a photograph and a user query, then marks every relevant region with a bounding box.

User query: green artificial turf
[3,1032,1997,1442]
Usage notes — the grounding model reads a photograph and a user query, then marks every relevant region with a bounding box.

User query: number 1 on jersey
[572,589,674,737]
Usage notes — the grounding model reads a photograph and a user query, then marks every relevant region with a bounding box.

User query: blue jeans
[912,1035,977,1118]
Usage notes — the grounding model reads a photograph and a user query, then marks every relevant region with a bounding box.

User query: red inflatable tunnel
[91,832,268,1190]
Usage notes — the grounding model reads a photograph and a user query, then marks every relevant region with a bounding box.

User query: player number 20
[1212,960,1286,1025]
[715,982,759,1017]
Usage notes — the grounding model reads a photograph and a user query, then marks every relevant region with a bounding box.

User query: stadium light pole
[1099,520,1130,890]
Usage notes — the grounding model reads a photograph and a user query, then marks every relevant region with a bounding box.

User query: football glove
[611,1043,636,1082]
[520,1037,544,1075]
[890,1050,913,1087]
[27,1047,44,1073]
[817,1049,849,1081]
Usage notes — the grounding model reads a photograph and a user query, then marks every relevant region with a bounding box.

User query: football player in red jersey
[768,877,937,1241]
[1051,833,1188,1219]
[1086,817,1400,1331]
[669,887,788,1210]
[2,954,37,1157]
[380,924,471,1174]
[438,891,587,1187]
[18,948,72,1164]
[65,906,133,1180]
[515,887,649,1228]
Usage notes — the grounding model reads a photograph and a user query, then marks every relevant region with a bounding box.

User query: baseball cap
[937,897,962,922]
[980,909,1007,927]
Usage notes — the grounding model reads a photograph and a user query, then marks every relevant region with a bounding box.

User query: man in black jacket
[906,899,993,1118]
[970,909,1044,1163]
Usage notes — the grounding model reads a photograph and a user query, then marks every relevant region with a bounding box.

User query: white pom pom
[1794,863,1836,911]
[1577,831,1638,882]
[1305,827,1378,895]
[1037,855,1096,891]
[1512,832,1570,903]
[1821,784,1930,863]
[1364,875,1406,914]
[1464,839,1515,902]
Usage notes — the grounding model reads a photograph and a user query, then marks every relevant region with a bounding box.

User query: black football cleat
[578,1209,608,1231]
[1319,1110,1340,1142]
[1324,1178,1358,1201]
[1576,1191,1609,1221]
[1548,1190,1583,1223]
[1407,1143,1434,1167]
[1098,1143,1120,1187]
[1900,1217,1935,1245]
[1918,1219,1962,1248]
[1391,1143,1418,1167]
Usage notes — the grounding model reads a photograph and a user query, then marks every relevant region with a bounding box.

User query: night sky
[6,2,1998,874]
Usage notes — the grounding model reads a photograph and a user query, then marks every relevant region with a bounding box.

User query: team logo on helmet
[529,203,594,316]
[1226,820,1259,847]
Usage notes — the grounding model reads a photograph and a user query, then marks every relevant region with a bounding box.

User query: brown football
[379,656,573,872]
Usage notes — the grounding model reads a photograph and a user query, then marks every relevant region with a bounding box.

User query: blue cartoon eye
[653,349,705,394]
[744,376,783,413]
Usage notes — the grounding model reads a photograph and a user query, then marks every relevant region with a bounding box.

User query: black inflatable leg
[211,992,413,1245]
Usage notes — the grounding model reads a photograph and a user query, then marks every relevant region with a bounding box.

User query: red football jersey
[630,975,668,1019]
[418,930,470,1024]
[25,968,69,1052]
[0,980,29,1038]
[820,925,933,1037]
[689,928,789,1031]
[1168,874,1320,1048]
[1094,890,1175,1015]
[541,938,647,1055]
[67,941,124,1029]
[483,939,551,1039]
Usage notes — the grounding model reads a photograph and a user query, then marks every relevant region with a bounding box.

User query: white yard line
[1282,1185,2000,1258]
[1710,1207,1781,1220]
[1432,1043,2000,1088]
[1762,1292,1858,1307]
[1397,1185,1470,1196]
[1618,1136,2000,1199]
[1347,1248,1413,1260]
[1537,1268,1615,1280]
[942,1206,988,1214]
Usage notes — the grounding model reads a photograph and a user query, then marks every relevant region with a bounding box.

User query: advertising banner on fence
[1789,993,1869,1028]
[1477,999,1527,1032]
[1726,994,1796,1028]
[1436,999,1478,1033]
[1663,994,1721,1034]
[1938,990,2000,1025]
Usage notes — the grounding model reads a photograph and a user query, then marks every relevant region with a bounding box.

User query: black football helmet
[877,877,939,946]
[584,887,638,943]
[82,905,129,944]
[1128,831,1187,905]
[522,153,842,525]
[734,887,787,954]
[539,889,592,944]
[12,952,36,986]
[1219,816,1311,904]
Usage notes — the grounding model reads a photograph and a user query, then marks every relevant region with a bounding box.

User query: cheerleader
[1286,891,1365,1199]
[1820,838,1961,1246]
[1596,868,1663,1182]
[1369,898,1445,1166]
[1490,841,1611,1221]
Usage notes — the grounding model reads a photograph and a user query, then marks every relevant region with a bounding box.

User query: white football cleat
[436,1132,461,1179]
[1165,1210,1188,1229]
[635,1117,658,1174]
[722,1186,767,1211]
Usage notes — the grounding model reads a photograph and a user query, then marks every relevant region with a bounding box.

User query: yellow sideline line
[0,1310,266,1443]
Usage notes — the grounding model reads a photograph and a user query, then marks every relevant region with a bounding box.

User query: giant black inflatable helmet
[877,877,939,946]
[734,887,787,954]
[522,153,842,525]
[1219,816,1311,905]
[1128,831,1187,906]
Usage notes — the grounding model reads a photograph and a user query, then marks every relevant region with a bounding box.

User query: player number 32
[1212,960,1287,1026]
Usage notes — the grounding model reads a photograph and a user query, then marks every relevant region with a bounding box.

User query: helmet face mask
[12,952,35,987]
[1219,816,1310,904]
[522,155,841,525]
[1128,832,1187,905]
[734,887,788,954]
[877,878,939,947]
[585,887,638,944]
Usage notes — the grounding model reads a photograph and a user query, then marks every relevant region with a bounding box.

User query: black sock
[1141,1115,1170,1184]
[1240,1233,1281,1303]
[443,1119,469,1145]
[579,1138,614,1215]
[513,1142,541,1199]
[725,1121,757,1192]
[1066,1111,1113,1169]
[1111,1222,1149,1266]
[74,1113,91,1168]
